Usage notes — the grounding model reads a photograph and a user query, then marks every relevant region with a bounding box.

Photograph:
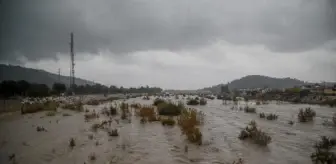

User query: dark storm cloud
[0,0,335,62]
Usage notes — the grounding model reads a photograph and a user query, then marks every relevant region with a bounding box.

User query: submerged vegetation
[244,106,256,113]
[153,98,165,106]
[187,98,199,105]
[21,101,58,114]
[157,101,183,116]
[178,108,203,145]
[311,136,336,164]
[298,107,316,122]
[259,112,278,120]
[62,102,83,112]
[161,117,176,126]
[239,120,271,146]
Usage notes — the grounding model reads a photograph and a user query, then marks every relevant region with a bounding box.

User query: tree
[52,83,66,95]
[17,80,30,96]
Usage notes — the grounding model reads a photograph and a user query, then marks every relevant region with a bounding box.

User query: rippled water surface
[0,97,335,164]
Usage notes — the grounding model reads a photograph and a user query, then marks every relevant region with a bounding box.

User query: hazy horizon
[1,0,335,89]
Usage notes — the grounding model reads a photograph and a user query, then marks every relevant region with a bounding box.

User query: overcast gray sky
[1,0,335,89]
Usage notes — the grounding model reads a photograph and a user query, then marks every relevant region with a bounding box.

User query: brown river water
[0,97,335,164]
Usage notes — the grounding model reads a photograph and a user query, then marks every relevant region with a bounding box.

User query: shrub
[158,101,183,116]
[120,102,129,120]
[178,108,202,145]
[36,126,47,132]
[139,106,159,122]
[259,113,265,118]
[266,113,278,120]
[21,101,58,114]
[199,98,207,105]
[86,99,100,105]
[46,111,56,116]
[244,106,256,113]
[91,123,101,132]
[69,138,75,148]
[161,117,176,126]
[63,102,83,112]
[110,106,117,115]
[108,129,119,137]
[62,113,71,116]
[232,158,244,164]
[88,153,96,161]
[187,99,199,105]
[85,112,99,121]
[238,120,271,146]
[259,113,278,120]
[153,98,165,106]
[311,136,336,164]
[143,96,150,100]
[256,101,261,105]
[298,108,316,122]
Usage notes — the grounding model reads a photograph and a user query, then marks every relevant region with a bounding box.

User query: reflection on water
[0,98,335,164]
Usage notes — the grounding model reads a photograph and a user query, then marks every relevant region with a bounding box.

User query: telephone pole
[69,32,75,93]
[58,68,61,83]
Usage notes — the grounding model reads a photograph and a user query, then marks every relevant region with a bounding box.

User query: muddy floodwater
[0,97,335,164]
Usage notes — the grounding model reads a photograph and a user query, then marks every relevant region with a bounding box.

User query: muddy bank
[0,97,335,164]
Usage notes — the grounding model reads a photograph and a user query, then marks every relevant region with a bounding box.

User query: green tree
[52,83,66,95]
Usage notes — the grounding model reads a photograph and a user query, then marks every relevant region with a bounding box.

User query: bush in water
[311,136,336,164]
[239,120,271,146]
[158,101,183,116]
[161,117,176,126]
[297,107,316,122]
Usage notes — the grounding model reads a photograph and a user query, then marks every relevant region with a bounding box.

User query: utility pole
[58,68,61,83]
[69,32,75,94]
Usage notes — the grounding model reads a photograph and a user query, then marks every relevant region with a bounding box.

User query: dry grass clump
[85,111,99,121]
[239,120,271,146]
[62,113,71,116]
[139,106,160,122]
[259,113,278,120]
[153,98,165,106]
[110,106,117,115]
[266,113,278,120]
[143,96,150,100]
[311,136,336,164]
[69,138,75,148]
[199,98,207,105]
[21,101,58,114]
[63,102,83,112]
[187,99,199,105]
[244,106,256,113]
[46,111,56,116]
[120,103,129,120]
[157,101,183,116]
[161,117,176,126]
[108,129,119,137]
[88,153,96,161]
[178,108,202,145]
[259,113,265,118]
[36,126,47,132]
[298,107,316,122]
[232,158,244,164]
[86,99,100,105]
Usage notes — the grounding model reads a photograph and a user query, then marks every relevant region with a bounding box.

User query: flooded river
[0,97,335,164]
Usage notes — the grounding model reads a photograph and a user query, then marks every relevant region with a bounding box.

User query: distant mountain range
[200,75,307,94]
[0,64,95,87]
